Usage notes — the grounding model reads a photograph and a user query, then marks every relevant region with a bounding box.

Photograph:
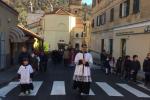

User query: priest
[73,44,93,95]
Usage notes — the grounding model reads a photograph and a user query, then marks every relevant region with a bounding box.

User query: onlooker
[63,49,69,67]
[69,49,76,67]
[39,51,48,72]
[104,55,111,75]
[116,57,123,76]
[143,53,150,87]
[30,52,38,72]
[131,55,141,82]
[109,55,115,74]
[100,50,107,67]
[124,55,132,81]
[36,54,40,71]
[18,46,30,65]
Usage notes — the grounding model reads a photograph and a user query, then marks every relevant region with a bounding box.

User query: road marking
[81,89,95,96]
[96,82,123,97]
[117,83,150,98]
[89,89,95,95]
[0,82,19,97]
[19,81,43,96]
[50,81,66,95]
[137,84,150,92]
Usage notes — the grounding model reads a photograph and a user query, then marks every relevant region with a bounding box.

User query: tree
[11,0,28,25]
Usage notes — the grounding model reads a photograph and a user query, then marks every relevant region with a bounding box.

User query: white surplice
[18,65,33,84]
[73,52,93,82]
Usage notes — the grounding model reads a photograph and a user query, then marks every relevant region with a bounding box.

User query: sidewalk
[0,66,19,85]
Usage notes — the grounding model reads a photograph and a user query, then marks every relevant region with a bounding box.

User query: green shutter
[119,3,122,18]
[126,0,130,16]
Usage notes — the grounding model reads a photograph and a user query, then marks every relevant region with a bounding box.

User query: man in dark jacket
[143,53,150,87]
[116,57,123,76]
[39,51,48,72]
[131,55,141,82]
[100,50,107,67]
[124,55,132,81]
[18,46,30,65]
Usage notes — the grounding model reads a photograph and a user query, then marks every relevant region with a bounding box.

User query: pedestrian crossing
[138,84,150,92]
[19,81,43,96]
[0,82,18,97]
[117,83,150,98]
[0,81,150,98]
[50,81,66,95]
[96,82,123,97]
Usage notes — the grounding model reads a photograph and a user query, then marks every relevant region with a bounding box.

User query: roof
[27,13,44,25]
[45,8,75,16]
[17,25,43,40]
[0,0,18,15]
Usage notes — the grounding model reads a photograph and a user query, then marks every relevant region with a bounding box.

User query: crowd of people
[18,46,48,73]
[51,48,79,67]
[16,45,150,95]
[100,50,150,87]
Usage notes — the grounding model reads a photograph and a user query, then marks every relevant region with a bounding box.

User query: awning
[17,25,43,40]
[9,27,29,43]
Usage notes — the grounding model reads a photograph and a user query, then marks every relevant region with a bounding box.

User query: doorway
[101,39,104,52]
[121,39,127,57]
[75,43,80,50]
[109,39,113,55]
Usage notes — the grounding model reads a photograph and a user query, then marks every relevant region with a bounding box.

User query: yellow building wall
[113,33,150,66]
[42,14,75,50]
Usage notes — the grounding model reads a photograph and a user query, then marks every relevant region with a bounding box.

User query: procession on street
[1,0,150,100]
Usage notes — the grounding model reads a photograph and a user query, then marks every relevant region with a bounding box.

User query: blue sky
[82,0,92,5]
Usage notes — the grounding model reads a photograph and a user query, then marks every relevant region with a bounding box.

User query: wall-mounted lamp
[8,18,11,23]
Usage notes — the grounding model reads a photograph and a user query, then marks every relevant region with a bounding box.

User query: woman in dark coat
[104,55,111,75]
[131,55,141,82]
[143,53,150,86]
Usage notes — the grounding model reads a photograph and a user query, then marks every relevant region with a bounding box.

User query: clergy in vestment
[73,44,93,95]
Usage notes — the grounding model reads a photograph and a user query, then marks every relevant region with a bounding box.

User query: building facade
[0,0,19,69]
[69,0,91,50]
[42,8,76,51]
[0,0,43,69]
[91,0,150,65]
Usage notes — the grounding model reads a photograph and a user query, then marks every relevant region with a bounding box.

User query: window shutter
[100,15,102,25]
[104,13,106,24]
[126,0,130,16]
[99,15,101,26]
[110,8,114,22]
[97,16,98,26]
[133,0,140,13]
[119,3,122,18]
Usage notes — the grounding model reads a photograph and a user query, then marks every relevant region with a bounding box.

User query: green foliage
[44,42,49,51]
[13,1,28,25]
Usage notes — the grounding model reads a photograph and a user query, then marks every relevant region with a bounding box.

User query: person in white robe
[18,58,34,95]
[73,44,93,95]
